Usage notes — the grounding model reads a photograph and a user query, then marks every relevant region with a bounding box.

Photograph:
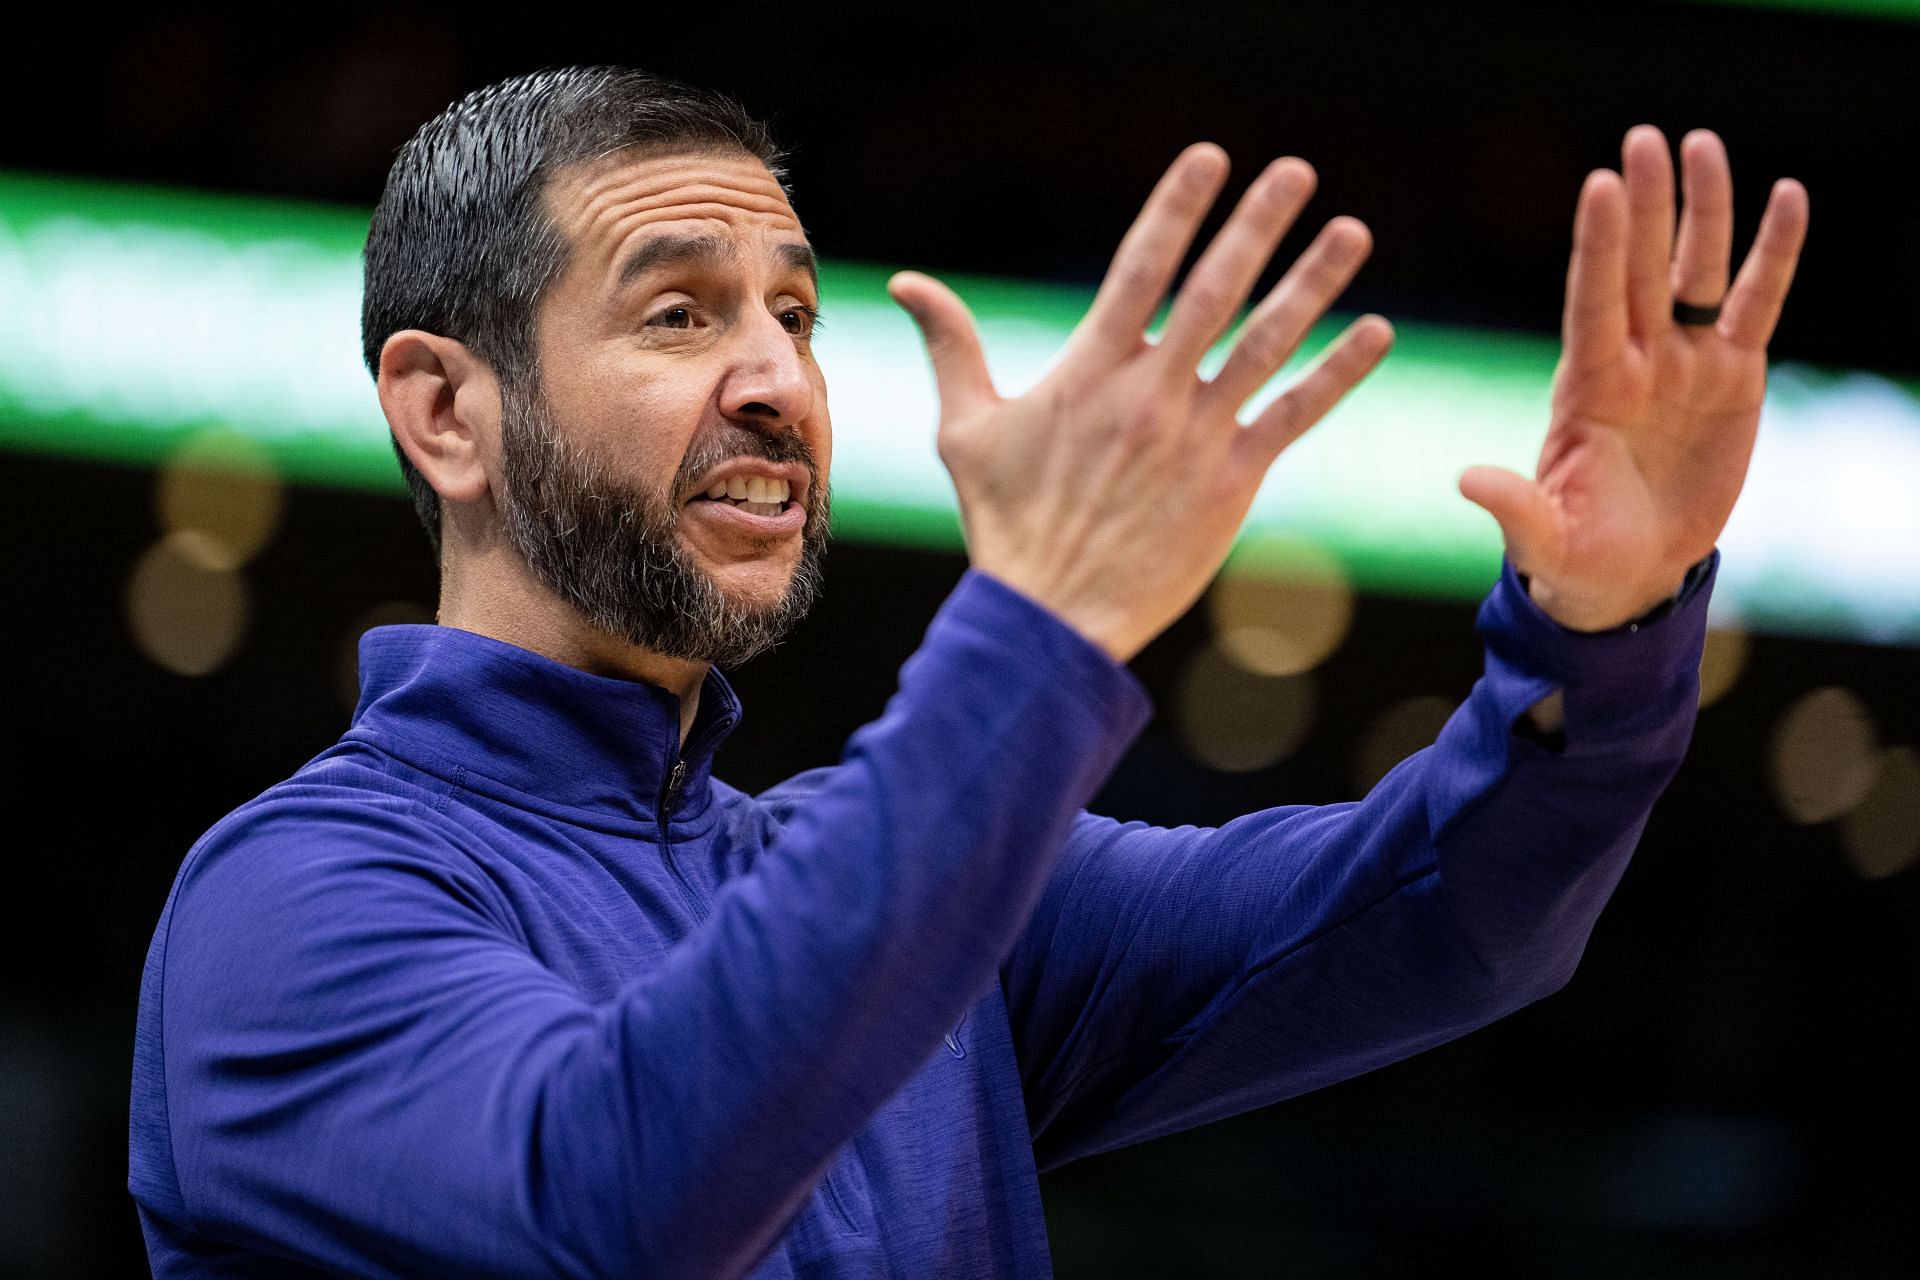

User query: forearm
[1018,557,1712,1166]
[1429,554,1710,973]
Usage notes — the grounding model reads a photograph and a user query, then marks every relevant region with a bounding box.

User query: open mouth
[688,474,794,520]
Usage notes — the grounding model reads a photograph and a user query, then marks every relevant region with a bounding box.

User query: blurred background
[2,1,1917,1275]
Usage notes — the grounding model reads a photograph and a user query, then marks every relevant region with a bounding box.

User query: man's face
[495,147,833,668]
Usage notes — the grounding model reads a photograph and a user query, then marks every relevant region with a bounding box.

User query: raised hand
[1460,127,1810,631]
[889,145,1393,662]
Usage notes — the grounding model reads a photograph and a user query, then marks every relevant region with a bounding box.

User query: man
[129,66,1806,1277]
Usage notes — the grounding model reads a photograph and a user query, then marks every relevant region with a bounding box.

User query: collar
[343,624,743,827]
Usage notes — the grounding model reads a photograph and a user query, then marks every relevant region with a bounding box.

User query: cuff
[1477,550,1718,741]
[925,569,1154,744]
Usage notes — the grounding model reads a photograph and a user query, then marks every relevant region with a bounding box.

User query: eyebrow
[614,233,819,293]
[775,241,820,290]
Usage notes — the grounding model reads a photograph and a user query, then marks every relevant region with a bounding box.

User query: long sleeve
[140,572,1149,1278]
[1004,556,1715,1171]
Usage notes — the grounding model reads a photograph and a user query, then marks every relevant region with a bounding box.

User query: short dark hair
[361,67,788,555]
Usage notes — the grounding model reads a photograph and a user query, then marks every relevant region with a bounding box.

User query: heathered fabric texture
[130,562,1712,1277]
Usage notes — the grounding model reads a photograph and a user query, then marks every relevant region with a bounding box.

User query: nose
[720,307,816,432]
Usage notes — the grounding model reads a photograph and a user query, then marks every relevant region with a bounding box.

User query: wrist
[1523,555,1715,633]
[969,569,1144,663]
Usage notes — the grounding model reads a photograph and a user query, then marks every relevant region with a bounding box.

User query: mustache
[674,425,819,499]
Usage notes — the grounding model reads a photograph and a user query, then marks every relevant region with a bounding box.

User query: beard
[495,381,829,670]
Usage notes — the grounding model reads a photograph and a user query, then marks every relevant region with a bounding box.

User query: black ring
[1672,299,1722,326]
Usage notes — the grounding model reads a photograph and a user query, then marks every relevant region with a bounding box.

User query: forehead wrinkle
[571,196,799,269]
[573,191,806,290]
[543,156,813,313]
[585,182,796,223]
[561,155,797,248]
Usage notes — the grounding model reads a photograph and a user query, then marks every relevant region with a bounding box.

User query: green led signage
[3,171,1917,644]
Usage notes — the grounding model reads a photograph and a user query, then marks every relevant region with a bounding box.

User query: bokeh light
[1174,641,1316,772]
[1354,695,1456,794]
[1698,623,1749,709]
[1206,537,1354,677]
[1839,745,1920,880]
[154,427,284,570]
[1767,687,1880,825]
[125,530,248,676]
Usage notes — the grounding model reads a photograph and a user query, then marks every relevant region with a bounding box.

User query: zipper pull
[663,758,688,809]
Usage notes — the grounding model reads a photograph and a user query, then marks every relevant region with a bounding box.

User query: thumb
[888,270,996,421]
[1459,465,1560,575]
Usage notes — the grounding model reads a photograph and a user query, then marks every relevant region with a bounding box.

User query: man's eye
[651,306,694,329]
[780,306,821,338]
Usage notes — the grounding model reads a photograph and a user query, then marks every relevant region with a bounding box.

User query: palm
[1540,325,1759,577]
[1461,128,1808,631]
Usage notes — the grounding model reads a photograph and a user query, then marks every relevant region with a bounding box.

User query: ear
[377,330,501,509]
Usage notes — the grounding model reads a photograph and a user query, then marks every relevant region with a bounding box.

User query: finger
[1458,465,1561,576]
[1563,169,1630,372]
[1671,129,1734,309]
[1719,177,1810,350]
[1621,125,1677,339]
[1156,156,1317,372]
[1070,144,1231,364]
[1235,314,1393,463]
[888,271,998,421]
[1202,215,1372,415]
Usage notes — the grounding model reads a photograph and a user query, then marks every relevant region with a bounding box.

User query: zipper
[653,676,742,926]
[657,757,706,923]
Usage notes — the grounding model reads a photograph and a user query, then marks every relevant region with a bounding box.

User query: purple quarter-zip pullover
[131,561,1712,1277]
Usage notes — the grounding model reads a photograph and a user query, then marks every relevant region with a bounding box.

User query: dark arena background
[3,3,1917,1276]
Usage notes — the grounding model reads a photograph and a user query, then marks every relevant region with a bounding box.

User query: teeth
[705,474,792,505]
[742,500,782,517]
